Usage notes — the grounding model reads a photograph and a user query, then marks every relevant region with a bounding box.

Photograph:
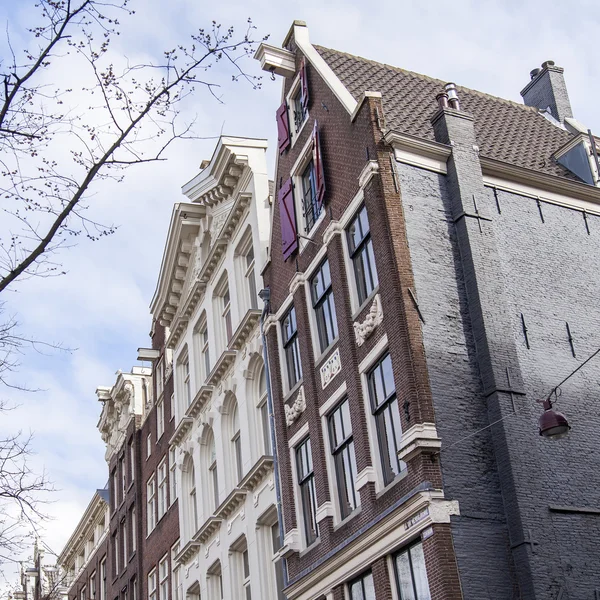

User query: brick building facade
[257,21,600,600]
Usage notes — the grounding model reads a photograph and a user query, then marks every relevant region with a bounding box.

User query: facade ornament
[209,212,228,243]
[353,294,383,346]
[320,348,342,390]
[284,387,306,426]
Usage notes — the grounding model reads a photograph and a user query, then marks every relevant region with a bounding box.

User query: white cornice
[255,43,296,77]
[384,130,451,175]
[288,22,357,116]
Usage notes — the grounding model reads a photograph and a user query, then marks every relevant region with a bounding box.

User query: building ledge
[228,309,262,351]
[185,385,213,419]
[169,417,193,446]
[397,422,441,463]
[255,43,296,77]
[198,238,228,285]
[215,488,247,520]
[220,192,253,241]
[239,455,274,491]
[175,539,201,564]
[207,350,237,387]
[193,516,222,545]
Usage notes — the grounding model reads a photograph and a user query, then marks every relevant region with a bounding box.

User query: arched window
[257,367,271,455]
[206,430,219,512]
[183,456,198,537]
[230,401,242,482]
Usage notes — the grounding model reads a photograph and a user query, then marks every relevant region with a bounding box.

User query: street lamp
[538,398,570,440]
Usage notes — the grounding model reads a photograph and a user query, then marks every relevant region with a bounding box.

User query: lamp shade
[539,406,570,439]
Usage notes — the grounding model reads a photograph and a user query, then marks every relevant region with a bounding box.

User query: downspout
[259,287,289,592]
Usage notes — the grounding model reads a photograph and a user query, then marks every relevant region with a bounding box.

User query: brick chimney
[520,60,573,124]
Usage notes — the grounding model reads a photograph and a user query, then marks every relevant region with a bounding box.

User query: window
[185,457,198,535]
[296,438,318,546]
[282,306,302,390]
[89,573,96,600]
[112,531,119,576]
[111,469,118,511]
[121,520,127,566]
[81,585,87,600]
[119,456,126,502]
[300,160,321,234]
[159,555,169,600]
[158,459,167,520]
[182,357,191,407]
[171,543,181,600]
[169,447,177,505]
[202,327,210,377]
[257,368,271,455]
[157,398,165,440]
[156,359,165,399]
[347,205,378,305]
[128,440,135,484]
[394,542,431,600]
[147,434,152,459]
[367,353,404,485]
[270,523,285,600]
[244,244,258,310]
[130,578,136,600]
[310,259,338,352]
[328,399,359,519]
[291,85,307,135]
[222,284,233,343]
[208,434,219,511]
[170,393,175,421]
[349,571,375,600]
[231,402,243,483]
[242,549,251,600]
[100,558,106,600]
[147,476,157,533]
[148,570,157,600]
[208,561,224,600]
[131,506,136,553]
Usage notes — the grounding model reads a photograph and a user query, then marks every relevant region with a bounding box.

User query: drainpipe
[259,287,289,593]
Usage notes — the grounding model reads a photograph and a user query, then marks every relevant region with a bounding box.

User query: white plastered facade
[152,137,281,600]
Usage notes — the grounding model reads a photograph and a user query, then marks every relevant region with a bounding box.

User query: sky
[0,0,599,591]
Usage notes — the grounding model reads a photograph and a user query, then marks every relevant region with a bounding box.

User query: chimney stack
[520,60,573,124]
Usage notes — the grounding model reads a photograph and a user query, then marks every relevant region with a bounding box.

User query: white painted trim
[318,382,348,417]
[358,334,389,373]
[351,91,383,122]
[385,131,451,176]
[397,423,441,463]
[483,174,600,216]
[288,422,310,449]
[293,24,358,116]
[358,160,380,188]
[394,148,448,174]
[355,466,377,491]
[316,501,334,524]
[286,492,460,600]
[254,43,295,78]
[286,73,310,149]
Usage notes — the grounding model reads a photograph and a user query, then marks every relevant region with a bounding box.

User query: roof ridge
[313,44,546,117]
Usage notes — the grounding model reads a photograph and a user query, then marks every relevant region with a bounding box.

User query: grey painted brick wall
[399,154,600,600]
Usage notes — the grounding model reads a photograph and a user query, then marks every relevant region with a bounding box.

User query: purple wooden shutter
[278,178,298,260]
[300,58,309,111]
[313,121,326,209]
[276,102,290,154]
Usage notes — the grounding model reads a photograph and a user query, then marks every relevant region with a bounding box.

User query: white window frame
[147,434,152,459]
[148,569,157,600]
[100,558,106,600]
[156,359,165,399]
[171,542,180,600]
[157,397,165,440]
[81,585,87,600]
[147,475,157,534]
[286,72,309,147]
[131,506,136,553]
[178,350,191,409]
[169,447,177,505]
[157,458,167,520]
[159,554,169,600]
[122,519,127,566]
[89,572,96,600]
[256,366,271,456]
[290,134,325,248]
[278,300,303,397]
[193,313,210,386]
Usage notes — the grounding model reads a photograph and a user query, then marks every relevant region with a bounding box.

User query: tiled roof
[315,46,577,180]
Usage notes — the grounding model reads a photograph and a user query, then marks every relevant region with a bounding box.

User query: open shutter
[313,121,326,209]
[300,58,309,111]
[276,102,291,154]
[278,178,298,260]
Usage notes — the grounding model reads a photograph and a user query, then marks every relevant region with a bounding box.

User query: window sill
[332,506,362,532]
[352,286,380,321]
[283,379,304,404]
[375,468,409,500]
[290,115,309,149]
[314,337,339,368]
[299,536,321,558]
[299,209,326,255]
